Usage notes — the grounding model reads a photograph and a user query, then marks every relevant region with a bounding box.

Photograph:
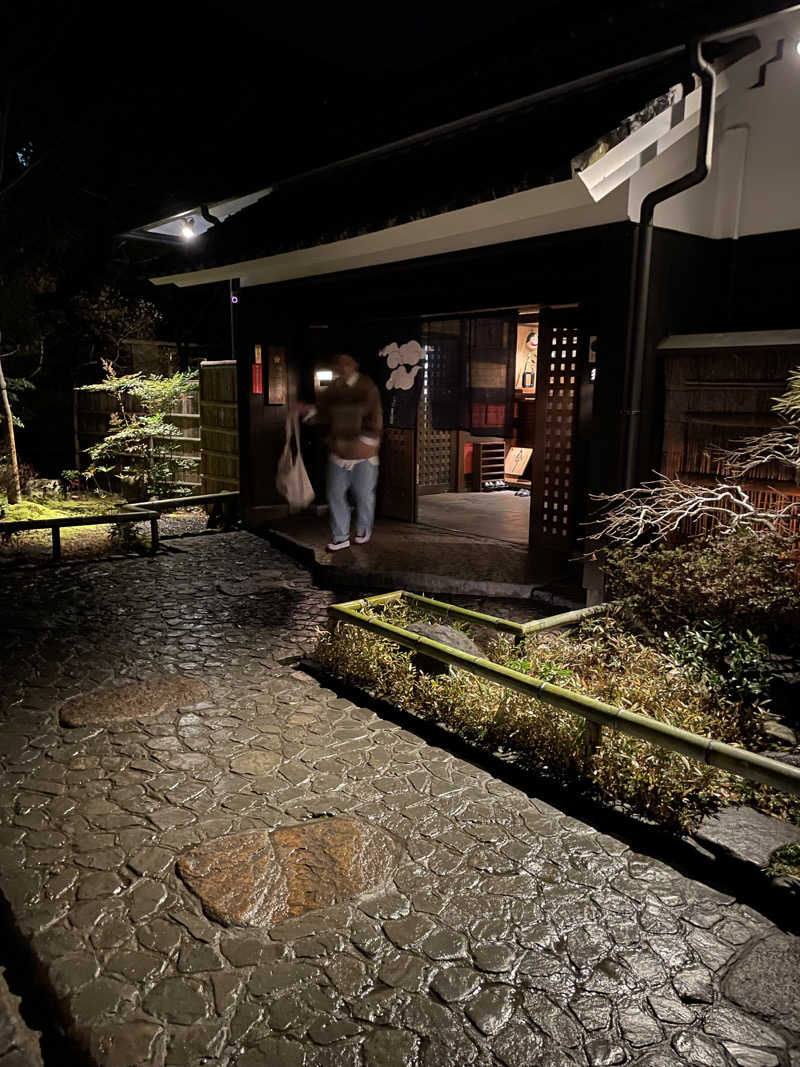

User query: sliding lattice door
[530,309,590,574]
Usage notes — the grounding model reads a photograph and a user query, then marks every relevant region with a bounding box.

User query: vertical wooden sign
[266,346,287,405]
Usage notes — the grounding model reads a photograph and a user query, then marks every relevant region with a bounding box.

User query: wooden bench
[0,510,161,560]
[130,490,239,528]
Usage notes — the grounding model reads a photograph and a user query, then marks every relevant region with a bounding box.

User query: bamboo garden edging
[328,592,800,798]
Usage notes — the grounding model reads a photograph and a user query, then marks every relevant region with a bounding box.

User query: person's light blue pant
[327,459,379,544]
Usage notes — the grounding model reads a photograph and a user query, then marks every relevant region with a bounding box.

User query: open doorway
[413,310,539,547]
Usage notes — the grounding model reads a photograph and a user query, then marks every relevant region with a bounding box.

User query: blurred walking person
[298,353,382,551]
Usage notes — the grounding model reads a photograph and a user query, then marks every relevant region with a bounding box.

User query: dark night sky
[0,0,793,232]
[0,0,794,476]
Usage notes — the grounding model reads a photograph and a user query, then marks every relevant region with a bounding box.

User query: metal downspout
[200,204,221,226]
[621,40,716,489]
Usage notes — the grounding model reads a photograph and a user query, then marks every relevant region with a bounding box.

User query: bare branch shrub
[714,426,800,481]
[587,475,798,551]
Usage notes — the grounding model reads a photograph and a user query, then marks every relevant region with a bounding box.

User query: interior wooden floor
[418,490,530,546]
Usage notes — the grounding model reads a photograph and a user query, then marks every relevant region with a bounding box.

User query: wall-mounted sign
[251,344,264,394]
[505,446,532,477]
[266,346,288,405]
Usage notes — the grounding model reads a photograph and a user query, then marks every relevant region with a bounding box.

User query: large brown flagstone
[60,675,209,727]
[176,830,287,926]
[177,817,403,927]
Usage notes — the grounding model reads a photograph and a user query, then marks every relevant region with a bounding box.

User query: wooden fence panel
[165,392,201,489]
[200,361,239,494]
[74,388,201,491]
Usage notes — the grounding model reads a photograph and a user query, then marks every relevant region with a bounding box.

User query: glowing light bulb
[180,217,196,239]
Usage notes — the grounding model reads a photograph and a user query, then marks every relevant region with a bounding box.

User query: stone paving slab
[0,532,798,1066]
[696,808,800,870]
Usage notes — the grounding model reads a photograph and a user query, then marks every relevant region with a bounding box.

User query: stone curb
[692,806,800,903]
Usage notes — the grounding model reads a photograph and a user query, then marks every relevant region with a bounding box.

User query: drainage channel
[0,891,89,1066]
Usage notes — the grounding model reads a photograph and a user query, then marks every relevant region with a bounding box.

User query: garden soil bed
[0,504,209,564]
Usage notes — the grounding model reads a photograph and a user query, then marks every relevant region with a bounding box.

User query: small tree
[72,286,162,366]
[81,362,198,500]
[0,333,35,504]
[0,351,22,503]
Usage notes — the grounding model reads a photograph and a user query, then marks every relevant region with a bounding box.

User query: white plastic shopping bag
[276,412,315,512]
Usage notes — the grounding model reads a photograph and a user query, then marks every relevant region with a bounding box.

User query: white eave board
[150,178,628,289]
[574,43,769,204]
[141,187,274,239]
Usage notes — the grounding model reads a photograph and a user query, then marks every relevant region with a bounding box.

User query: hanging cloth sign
[379,340,424,428]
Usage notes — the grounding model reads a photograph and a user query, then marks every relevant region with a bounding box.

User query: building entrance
[302,302,593,574]
[410,311,540,547]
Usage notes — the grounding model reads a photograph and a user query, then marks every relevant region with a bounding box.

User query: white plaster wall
[627,128,721,237]
[629,37,800,239]
[724,48,800,236]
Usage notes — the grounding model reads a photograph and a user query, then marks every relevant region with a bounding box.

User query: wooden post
[582,720,602,763]
[51,525,61,561]
[455,431,466,492]
[72,387,82,471]
[224,494,237,530]
[150,517,159,555]
[0,354,21,504]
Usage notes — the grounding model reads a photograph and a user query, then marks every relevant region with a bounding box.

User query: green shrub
[81,365,198,500]
[109,521,147,554]
[662,622,772,707]
[315,606,798,832]
[766,841,800,878]
[604,529,799,645]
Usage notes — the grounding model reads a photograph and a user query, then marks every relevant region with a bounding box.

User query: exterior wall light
[180,217,196,239]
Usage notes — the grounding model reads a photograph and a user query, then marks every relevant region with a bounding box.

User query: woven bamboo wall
[661,345,799,539]
[662,347,798,481]
[199,361,239,494]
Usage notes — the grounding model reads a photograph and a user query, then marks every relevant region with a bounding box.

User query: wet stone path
[0,532,798,1067]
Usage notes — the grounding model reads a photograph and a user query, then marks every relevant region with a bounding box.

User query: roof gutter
[621,38,716,489]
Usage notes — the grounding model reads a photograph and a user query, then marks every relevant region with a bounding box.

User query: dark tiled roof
[149,55,686,279]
